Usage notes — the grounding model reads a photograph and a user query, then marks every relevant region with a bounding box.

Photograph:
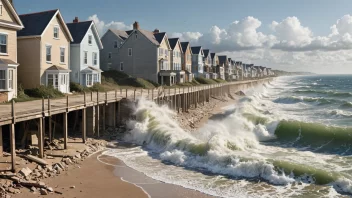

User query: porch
[81,66,103,87]
[176,70,185,84]
[159,70,176,86]
[45,65,71,93]
[0,59,18,102]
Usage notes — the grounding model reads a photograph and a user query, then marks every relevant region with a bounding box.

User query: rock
[8,187,20,194]
[70,186,75,189]
[36,165,43,171]
[47,187,53,192]
[40,188,48,195]
[19,167,32,177]
[46,156,54,159]
[30,186,37,192]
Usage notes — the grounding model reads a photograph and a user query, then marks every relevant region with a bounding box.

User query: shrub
[70,82,86,93]
[195,77,217,84]
[24,85,64,98]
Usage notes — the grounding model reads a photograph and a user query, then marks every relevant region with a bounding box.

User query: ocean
[103,75,352,198]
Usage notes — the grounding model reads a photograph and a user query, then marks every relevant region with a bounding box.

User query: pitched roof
[46,65,71,71]
[1,0,24,29]
[66,21,92,44]
[18,9,57,37]
[168,38,179,50]
[191,46,202,54]
[203,49,210,58]
[218,55,227,65]
[210,53,216,59]
[154,32,166,44]
[0,58,18,65]
[180,42,189,53]
[109,29,129,40]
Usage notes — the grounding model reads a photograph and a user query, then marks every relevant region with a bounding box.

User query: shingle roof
[203,49,210,58]
[126,30,133,35]
[0,58,18,65]
[18,9,58,37]
[210,53,216,59]
[191,46,202,54]
[128,29,165,45]
[181,42,189,53]
[218,56,227,65]
[46,65,71,71]
[110,29,129,40]
[154,32,166,44]
[66,21,92,44]
[168,38,179,50]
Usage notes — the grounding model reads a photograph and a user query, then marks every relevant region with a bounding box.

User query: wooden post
[168,88,171,108]
[102,92,107,133]
[82,92,87,143]
[174,88,177,111]
[117,101,121,124]
[63,112,68,150]
[10,100,16,172]
[96,92,100,137]
[48,98,52,142]
[152,89,154,102]
[148,89,150,100]
[141,89,143,98]
[134,89,136,101]
[125,89,128,98]
[91,92,93,101]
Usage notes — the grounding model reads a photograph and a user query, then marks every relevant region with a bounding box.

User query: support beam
[48,98,52,142]
[82,109,86,143]
[63,113,68,150]
[38,118,44,158]
[10,100,16,172]
[0,126,2,156]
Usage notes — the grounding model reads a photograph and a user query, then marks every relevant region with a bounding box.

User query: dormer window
[54,26,59,39]
[88,35,92,45]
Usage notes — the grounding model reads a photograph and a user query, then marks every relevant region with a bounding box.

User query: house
[180,42,193,82]
[191,46,204,78]
[0,0,24,102]
[254,66,262,78]
[168,38,185,83]
[267,68,273,76]
[227,57,235,81]
[100,29,129,71]
[218,56,229,80]
[211,53,224,80]
[202,49,211,79]
[17,9,73,93]
[116,22,175,85]
[67,18,103,87]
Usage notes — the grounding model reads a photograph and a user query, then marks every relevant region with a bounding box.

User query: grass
[195,77,218,84]
[101,70,157,89]
[24,85,65,98]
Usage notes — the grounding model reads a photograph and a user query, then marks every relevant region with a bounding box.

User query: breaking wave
[294,90,352,97]
[273,96,339,105]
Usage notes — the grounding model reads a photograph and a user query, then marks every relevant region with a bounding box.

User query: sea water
[103,75,352,198]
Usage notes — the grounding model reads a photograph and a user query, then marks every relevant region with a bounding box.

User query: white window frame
[88,34,93,45]
[0,33,8,55]
[92,52,97,66]
[84,51,88,65]
[46,73,59,89]
[53,26,59,39]
[46,44,52,63]
[120,62,124,71]
[86,74,93,86]
[60,47,65,64]
[128,48,132,56]
[8,69,13,90]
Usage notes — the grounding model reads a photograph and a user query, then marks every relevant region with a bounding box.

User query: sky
[14,0,352,74]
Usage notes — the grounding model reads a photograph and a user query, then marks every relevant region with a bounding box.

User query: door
[59,73,69,93]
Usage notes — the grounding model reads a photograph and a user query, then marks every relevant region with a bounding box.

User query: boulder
[40,188,48,195]
[19,167,32,177]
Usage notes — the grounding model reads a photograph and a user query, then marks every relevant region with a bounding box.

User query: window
[93,74,98,83]
[88,35,92,45]
[92,52,97,65]
[135,34,138,39]
[159,48,163,56]
[54,26,59,39]
[165,49,168,56]
[8,70,13,89]
[0,70,5,89]
[114,41,118,48]
[60,47,65,63]
[61,74,66,85]
[120,62,124,71]
[86,74,93,86]
[84,51,88,64]
[128,48,132,56]
[46,45,51,62]
[0,34,7,54]
[108,52,112,59]
[47,74,58,89]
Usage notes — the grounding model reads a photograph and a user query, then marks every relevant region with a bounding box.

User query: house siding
[192,50,203,78]
[17,37,41,88]
[100,30,124,71]
[0,0,16,23]
[118,30,158,83]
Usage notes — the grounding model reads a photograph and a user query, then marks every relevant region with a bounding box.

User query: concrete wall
[100,30,123,71]
[118,30,158,83]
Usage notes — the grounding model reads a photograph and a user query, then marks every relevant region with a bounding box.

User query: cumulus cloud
[88,14,132,36]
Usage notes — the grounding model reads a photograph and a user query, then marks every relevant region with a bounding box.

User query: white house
[67,18,103,87]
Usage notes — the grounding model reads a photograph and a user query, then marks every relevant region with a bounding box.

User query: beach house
[67,18,103,87]
[168,38,185,83]
[218,56,229,80]
[117,22,175,85]
[202,49,211,79]
[100,29,129,71]
[17,9,73,93]
[0,0,24,102]
[191,46,204,78]
[211,53,224,80]
[180,42,193,82]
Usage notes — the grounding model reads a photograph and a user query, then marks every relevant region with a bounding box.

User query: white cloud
[88,14,132,36]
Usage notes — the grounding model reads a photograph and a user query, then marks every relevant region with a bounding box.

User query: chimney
[133,21,140,30]
[153,29,160,34]
[73,17,79,23]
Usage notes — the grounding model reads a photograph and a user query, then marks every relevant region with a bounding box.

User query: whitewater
[103,75,352,198]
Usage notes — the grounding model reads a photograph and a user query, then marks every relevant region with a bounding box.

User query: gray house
[100,29,129,71]
[191,46,204,78]
[116,22,175,85]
